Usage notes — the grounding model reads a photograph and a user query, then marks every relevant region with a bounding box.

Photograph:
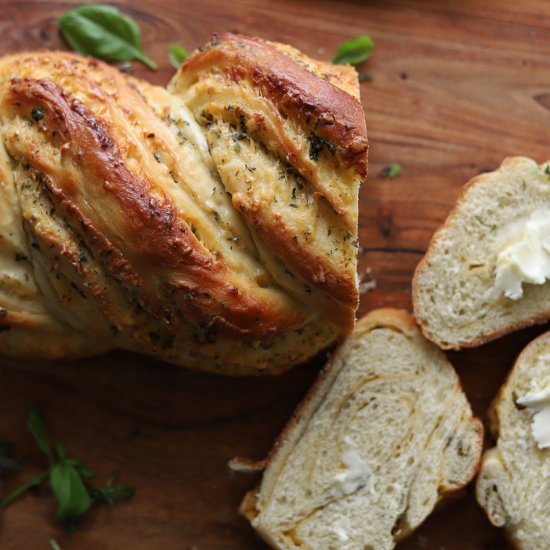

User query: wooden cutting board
[1,0,550,547]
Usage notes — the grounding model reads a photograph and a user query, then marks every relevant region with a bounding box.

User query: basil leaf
[59,4,157,70]
[50,462,93,520]
[168,45,188,69]
[27,409,54,465]
[380,162,402,179]
[49,540,62,550]
[333,35,374,65]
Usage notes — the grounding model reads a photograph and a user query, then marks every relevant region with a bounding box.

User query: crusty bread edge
[412,156,550,350]
[240,308,484,544]
[476,330,550,549]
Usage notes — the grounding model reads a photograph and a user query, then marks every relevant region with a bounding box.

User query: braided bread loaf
[0,34,367,375]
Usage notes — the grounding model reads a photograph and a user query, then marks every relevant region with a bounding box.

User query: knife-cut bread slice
[240,309,483,550]
[413,156,550,350]
[477,330,550,550]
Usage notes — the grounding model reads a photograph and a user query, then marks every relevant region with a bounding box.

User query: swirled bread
[240,309,483,549]
[0,35,367,374]
[477,331,550,550]
[413,157,550,350]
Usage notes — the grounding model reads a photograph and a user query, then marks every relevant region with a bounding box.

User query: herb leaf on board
[333,35,374,65]
[380,162,402,179]
[0,409,134,525]
[50,462,93,520]
[59,4,157,70]
[168,44,188,69]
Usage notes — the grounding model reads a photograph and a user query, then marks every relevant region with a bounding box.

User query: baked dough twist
[0,34,367,375]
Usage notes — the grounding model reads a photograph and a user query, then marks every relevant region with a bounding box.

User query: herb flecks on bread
[413,157,550,350]
[241,309,483,550]
[0,34,367,375]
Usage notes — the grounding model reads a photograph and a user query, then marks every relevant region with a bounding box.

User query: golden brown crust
[4,76,302,339]
[183,33,368,178]
[240,200,356,330]
[0,39,366,374]
[172,33,364,320]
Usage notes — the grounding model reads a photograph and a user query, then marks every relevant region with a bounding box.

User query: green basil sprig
[59,4,157,70]
[168,44,188,69]
[0,409,134,528]
[333,35,374,65]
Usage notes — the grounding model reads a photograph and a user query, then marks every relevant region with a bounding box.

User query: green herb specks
[31,108,45,122]
[309,134,334,162]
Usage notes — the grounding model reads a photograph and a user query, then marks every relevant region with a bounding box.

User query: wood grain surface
[1,0,550,548]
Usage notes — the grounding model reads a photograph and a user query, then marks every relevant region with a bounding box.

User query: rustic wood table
[1,0,549,548]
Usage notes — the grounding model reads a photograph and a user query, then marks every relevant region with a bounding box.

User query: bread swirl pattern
[241,310,483,549]
[0,35,367,374]
[477,331,550,549]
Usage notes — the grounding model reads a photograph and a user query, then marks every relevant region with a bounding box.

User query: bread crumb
[359,266,377,294]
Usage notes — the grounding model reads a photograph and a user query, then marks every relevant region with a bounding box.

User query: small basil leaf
[49,540,62,550]
[380,162,402,179]
[59,4,157,70]
[333,35,374,65]
[168,45,188,69]
[27,409,54,464]
[50,462,93,520]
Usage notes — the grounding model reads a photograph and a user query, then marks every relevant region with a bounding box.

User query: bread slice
[477,330,550,550]
[240,309,483,549]
[413,156,550,350]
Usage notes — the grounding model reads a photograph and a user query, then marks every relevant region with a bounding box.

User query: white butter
[494,208,550,300]
[331,517,351,542]
[517,382,550,449]
[331,438,373,499]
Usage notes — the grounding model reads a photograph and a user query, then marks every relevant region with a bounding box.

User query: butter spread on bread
[516,367,550,449]
[477,332,550,549]
[413,157,550,350]
[241,309,483,549]
[0,34,367,375]
[494,208,550,300]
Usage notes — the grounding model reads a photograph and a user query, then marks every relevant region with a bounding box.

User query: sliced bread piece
[477,330,550,550]
[413,156,550,350]
[240,309,483,550]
